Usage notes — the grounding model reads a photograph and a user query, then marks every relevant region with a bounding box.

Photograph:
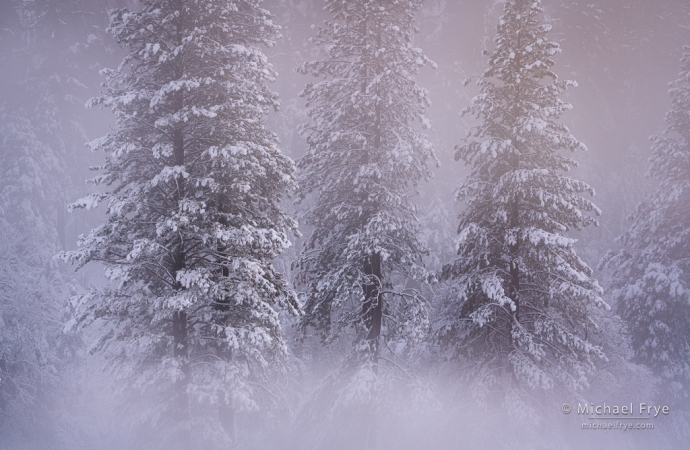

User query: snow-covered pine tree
[0,110,63,444]
[60,0,300,446]
[0,0,112,443]
[2,0,114,248]
[0,216,61,445]
[439,0,607,394]
[602,47,690,401]
[295,0,436,363]
[420,190,455,271]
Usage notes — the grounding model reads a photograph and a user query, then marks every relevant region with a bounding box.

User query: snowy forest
[1,0,690,448]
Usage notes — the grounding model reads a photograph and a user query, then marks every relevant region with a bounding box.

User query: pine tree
[1,0,114,246]
[295,0,436,361]
[293,3,436,445]
[60,1,300,446]
[602,46,690,401]
[439,0,607,394]
[419,190,455,271]
[0,0,111,443]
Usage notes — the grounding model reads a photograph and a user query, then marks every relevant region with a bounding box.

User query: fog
[1,0,689,449]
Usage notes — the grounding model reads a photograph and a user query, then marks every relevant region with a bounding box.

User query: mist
[1,0,689,449]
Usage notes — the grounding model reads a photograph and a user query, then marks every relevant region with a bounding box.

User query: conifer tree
[440,0,607,394]
[602,47,690,401]
[0,0,111,443]
[60,0,300,446]
[295,0,436,363]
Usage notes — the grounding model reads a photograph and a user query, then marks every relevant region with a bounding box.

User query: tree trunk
[509,254,520,321]
[363,252,382,361]
[508,147,521,324]
[362,23,384,362]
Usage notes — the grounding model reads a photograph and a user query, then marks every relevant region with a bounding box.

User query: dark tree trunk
[363,252,382,360]
[362,23,384,362]
[509,253,520,321]
[508,152,521,326]
[172,310,188,358]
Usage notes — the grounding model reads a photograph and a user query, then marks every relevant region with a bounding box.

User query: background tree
[293,0,436,445]
[439,0,607,397]
[602,47,690,403]
[295,0,436,361]
[0,0,115,444]
[60,0,301,447]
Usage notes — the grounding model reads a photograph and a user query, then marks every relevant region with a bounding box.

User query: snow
[445,0,605,394]
[55,0,300,444]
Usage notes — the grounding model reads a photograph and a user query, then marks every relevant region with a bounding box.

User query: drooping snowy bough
[60,0,300,447]
[440,0,607,395]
